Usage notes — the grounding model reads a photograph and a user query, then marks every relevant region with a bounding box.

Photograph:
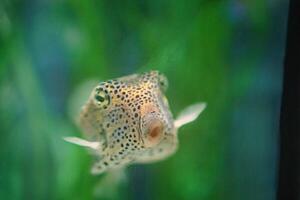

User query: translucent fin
[63,137,100,150]
[93,168,127,199]
[174,102,207,129]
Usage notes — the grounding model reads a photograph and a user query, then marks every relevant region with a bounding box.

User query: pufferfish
[64,71,206,175]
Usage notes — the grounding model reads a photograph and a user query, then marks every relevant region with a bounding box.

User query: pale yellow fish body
[65,71,206,175]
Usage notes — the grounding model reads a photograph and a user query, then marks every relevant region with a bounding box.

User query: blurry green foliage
[0,0,287,200]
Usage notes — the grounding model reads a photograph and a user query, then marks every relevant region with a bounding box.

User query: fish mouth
[145,119,164,147]
[138,115,164,148]
[137,103,164,147]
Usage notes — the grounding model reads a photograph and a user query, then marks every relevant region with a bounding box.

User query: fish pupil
[95,95,105,102]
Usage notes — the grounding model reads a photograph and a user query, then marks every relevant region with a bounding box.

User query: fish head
[90,71,175,147]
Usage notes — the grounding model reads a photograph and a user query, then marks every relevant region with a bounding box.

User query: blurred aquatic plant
[0,0,287,200]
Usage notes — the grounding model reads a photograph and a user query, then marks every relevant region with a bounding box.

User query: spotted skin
[65,71,206,175]
[76,71,175,173]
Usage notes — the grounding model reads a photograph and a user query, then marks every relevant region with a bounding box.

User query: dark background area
[277,0,300,199]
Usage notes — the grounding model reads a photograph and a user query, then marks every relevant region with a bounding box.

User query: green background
[0,1,288,200]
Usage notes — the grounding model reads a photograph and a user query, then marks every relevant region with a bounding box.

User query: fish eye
[158,73,168,91]
[94,87,110,108]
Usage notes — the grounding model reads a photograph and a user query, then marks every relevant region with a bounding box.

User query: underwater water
[0,1,288,200]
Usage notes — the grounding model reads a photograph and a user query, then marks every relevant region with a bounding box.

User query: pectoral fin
[174,102,206,129]
[63,137,100,150]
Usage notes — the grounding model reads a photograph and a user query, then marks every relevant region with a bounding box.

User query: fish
[64,71,206,175]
